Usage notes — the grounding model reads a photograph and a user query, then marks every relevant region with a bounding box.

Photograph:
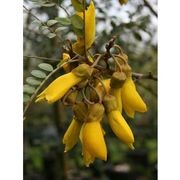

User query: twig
[56,4,70,17]
[23,58,79,119]
[23,5,62,42]
[82,0,87,57]
[136,81,157,97]
[143,0,157,17]
[23,66,60,119]
[82,87,94,105]
[132,72,157,81]
[24,55,59,62]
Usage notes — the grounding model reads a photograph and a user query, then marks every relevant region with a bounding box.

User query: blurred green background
[23,0,157,179]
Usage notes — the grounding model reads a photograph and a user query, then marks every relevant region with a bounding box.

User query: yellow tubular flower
[72,1,96,54]
[121,78,147,118]
[107,110,134,149]
[110,88,122,113]
[36,64,93,104]
[63,117,83,152]
[82,121,107,161]
[79,124,95,167]
[103,94,134,149]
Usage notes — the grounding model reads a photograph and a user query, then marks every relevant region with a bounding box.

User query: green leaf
[55,17,71,26]
[41,3,56,7]
[47,20,58,26]
[23,94,31,103]
[70,14,83,29]
[39,25,49,32]
[47,33,56,38]
[26,77,41,86]
[38,63,53,72]
[23,85,36,94]
[72,26,83,38]
[71,0,83,12]
[31,70,46,79]
[55,27,62,33]
[31,20,41,26]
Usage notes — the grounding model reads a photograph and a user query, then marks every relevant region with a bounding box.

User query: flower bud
[103,94,118,113]
[123,64,132,77]
[73,102,88,122]
[66,90,78,104]
[110,72,126,88]
[72,64,93,79]
[87,103,105,122]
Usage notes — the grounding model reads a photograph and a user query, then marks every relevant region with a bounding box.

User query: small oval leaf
[23,94,31,103]
[47,20,58,26]
[70,14,83,29]
[47,33,56,39]
[38,63,53,72]
[23,85,36,94]
[26,77,41,86]
[31,70,46,79]
[39,25,48,32]
[41,3,56,7]
[55,17,71,26]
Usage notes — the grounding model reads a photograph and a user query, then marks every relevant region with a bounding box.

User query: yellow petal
[80,123,95,167]
[36,72,82,104]
[82,122,107,161]
[107,110,134,146]
[110,88,122,113]
[121,78,147,115]
[123,102,135,118]
[63,117,82,152]
[72,1,96,54]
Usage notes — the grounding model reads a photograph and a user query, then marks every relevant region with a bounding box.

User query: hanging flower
[103,94,134,149]
[63,116,83,152]
[36,64,93,104]
[72,0,96,54]
[121,77,147,118]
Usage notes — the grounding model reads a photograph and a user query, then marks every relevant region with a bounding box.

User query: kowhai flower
[72,0,96,55]
[121,77,147,118]
[103,94,134,149]
[36,64,93,103]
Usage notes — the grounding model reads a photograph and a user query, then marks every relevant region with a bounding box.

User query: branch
[23,5,62,42]
[132,72,157,81]
[24,55,59,62]
[143,0,157,17]
[23,58,79,119]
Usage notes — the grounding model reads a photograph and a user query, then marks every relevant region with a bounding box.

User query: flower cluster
[36,0,147,167]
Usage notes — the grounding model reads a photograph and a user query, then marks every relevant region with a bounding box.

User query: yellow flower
[79,124,95,167]
[72,0,96,54]
[63,116,83,152]
[79,103,107,166]
[110,88,122,112]
[103,94,134,149]
[121,78,147,118]
[107,110,134,149]
[36,64,93,104]
[82,121,107,161]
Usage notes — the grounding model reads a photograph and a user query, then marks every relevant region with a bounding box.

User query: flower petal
[63,117,82,152]
[107,110,134,147]
[82,122,107,161]
[72,1,96,54]
[121,78,147,115]
[36,72,82,104]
